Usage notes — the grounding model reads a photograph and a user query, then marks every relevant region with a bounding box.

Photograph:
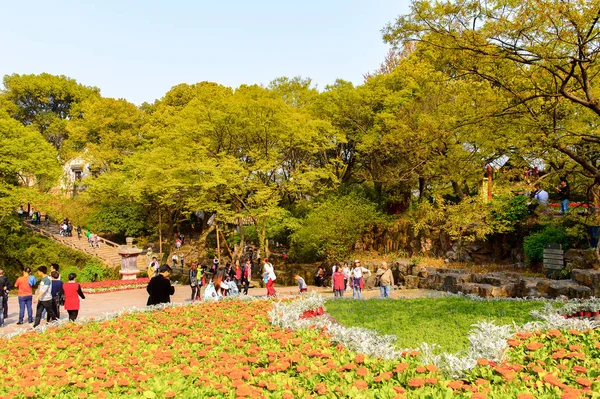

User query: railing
[23,221,122,267]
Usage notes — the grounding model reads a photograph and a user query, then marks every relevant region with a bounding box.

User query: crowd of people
[146,256,275,305]
[0,264,86,329]
[298,260,396,299]
[145,253,399,307]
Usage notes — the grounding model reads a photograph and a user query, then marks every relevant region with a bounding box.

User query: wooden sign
[543,244,564,270]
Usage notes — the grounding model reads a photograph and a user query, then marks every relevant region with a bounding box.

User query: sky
[0,0,411,105]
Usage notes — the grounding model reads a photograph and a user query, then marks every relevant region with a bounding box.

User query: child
[332,268,345,298]
[295,274,308,294]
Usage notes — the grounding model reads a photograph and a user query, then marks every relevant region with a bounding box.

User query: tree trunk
[451,181,464,200]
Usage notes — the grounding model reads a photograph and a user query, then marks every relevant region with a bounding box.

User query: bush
[290,194,389,262]
[488,194,529,233]
[77,262,109,282]
[523,225,568,262]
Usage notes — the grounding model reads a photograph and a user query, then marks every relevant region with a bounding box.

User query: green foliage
[89,202,149,238]
[488,194,529,234]
[326,296,549,353]
[523,225,568,262]
[77,262,108,282]
[290,194,389,261]
[0,113,61,223]
[0,224,96,282]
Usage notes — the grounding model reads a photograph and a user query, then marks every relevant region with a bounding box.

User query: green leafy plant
[523,225,568,262]
[290,194,389,262]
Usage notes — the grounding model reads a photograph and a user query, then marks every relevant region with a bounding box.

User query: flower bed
[0,296,598,398]
[80,278,149,294]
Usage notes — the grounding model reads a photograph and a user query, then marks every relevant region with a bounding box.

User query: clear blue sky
[0,0,410,105]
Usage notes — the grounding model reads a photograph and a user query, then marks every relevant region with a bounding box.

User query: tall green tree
[2,73,100,153]
[384,0,600,188]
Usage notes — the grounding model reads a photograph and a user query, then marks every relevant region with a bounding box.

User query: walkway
[0,284,439,337]
[23,221,146,270]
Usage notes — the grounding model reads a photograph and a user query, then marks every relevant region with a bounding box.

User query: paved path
[0,284,440,337]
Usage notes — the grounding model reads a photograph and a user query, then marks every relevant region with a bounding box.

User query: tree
[64,97,144,171]
[384,0,600,187]
[2,73,100,153]
[0,111,60,225]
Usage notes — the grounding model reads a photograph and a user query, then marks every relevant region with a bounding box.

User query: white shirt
[534,190,549,205]
[263,262,276,280]
[342,266,350,278]
[352,267,370,279]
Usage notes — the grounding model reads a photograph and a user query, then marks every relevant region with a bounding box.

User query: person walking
[189,263,200,301]
[63,273,85,321]
[0,269,12,321]
[147,256,160,278]
[14,268,34,325]
[332,268,345,298]
[262,258,276,297]
[351,260,371,300]
[241,259,251,295]
[376,261,394,298]
[342,262,351,291]
[556,179,570,215]
[50,271,64,320]
[171,253,179,268]
[33,266,57,327]
[146,265,175,306]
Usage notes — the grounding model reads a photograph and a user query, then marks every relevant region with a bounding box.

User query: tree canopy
[4,3,600,261]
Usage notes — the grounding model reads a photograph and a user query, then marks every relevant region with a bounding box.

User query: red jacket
[332,272,345,290]
[63,282,85,310]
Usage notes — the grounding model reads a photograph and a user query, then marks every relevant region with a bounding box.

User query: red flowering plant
[80,278,150,294]
[0,295,598,398]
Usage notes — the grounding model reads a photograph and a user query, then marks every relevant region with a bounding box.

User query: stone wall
[391,260,600,299]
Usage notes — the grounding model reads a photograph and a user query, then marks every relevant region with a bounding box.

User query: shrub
[290,194,389,262]
[77,262,109,282]
[523,225,568,262]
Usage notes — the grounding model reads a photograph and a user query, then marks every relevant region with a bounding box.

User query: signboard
[543,244,564,270]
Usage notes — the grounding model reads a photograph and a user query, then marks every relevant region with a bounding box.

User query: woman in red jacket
[63,273,85,321]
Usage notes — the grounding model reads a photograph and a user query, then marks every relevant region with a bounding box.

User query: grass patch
[325,296,550,353]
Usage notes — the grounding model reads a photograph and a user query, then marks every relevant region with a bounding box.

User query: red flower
[353,380,368,390]
[408,378,425,387]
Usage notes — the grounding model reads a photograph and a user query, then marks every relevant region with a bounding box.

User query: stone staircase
[23,221,147,271]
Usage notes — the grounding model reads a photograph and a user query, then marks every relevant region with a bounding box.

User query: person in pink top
[62,273,85,321]
[14,267,34,325]
[332,268,346,298]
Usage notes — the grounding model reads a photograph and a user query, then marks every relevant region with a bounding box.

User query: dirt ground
[0,283,441,337]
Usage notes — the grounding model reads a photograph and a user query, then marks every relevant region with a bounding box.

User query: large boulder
[404,275,420,289]
[546,280,592,299]
[564,249,598,270]
[571,269,600,296]
[441,272,472,291]
[457,283,515,298]
[517,278,544,297]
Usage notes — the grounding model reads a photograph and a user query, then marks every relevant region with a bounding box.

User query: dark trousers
[2,294,7,318]
[240,277,249,295]
[190,285,199,301]
[34,300,56,327]
[51,298,60,320]
[67,310,79,321]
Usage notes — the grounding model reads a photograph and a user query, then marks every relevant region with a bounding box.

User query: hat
[354,259,360,264]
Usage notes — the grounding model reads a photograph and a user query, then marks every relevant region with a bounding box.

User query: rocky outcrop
[571,269,600,296]
[563,249,598,270]
[392,261,596,299]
